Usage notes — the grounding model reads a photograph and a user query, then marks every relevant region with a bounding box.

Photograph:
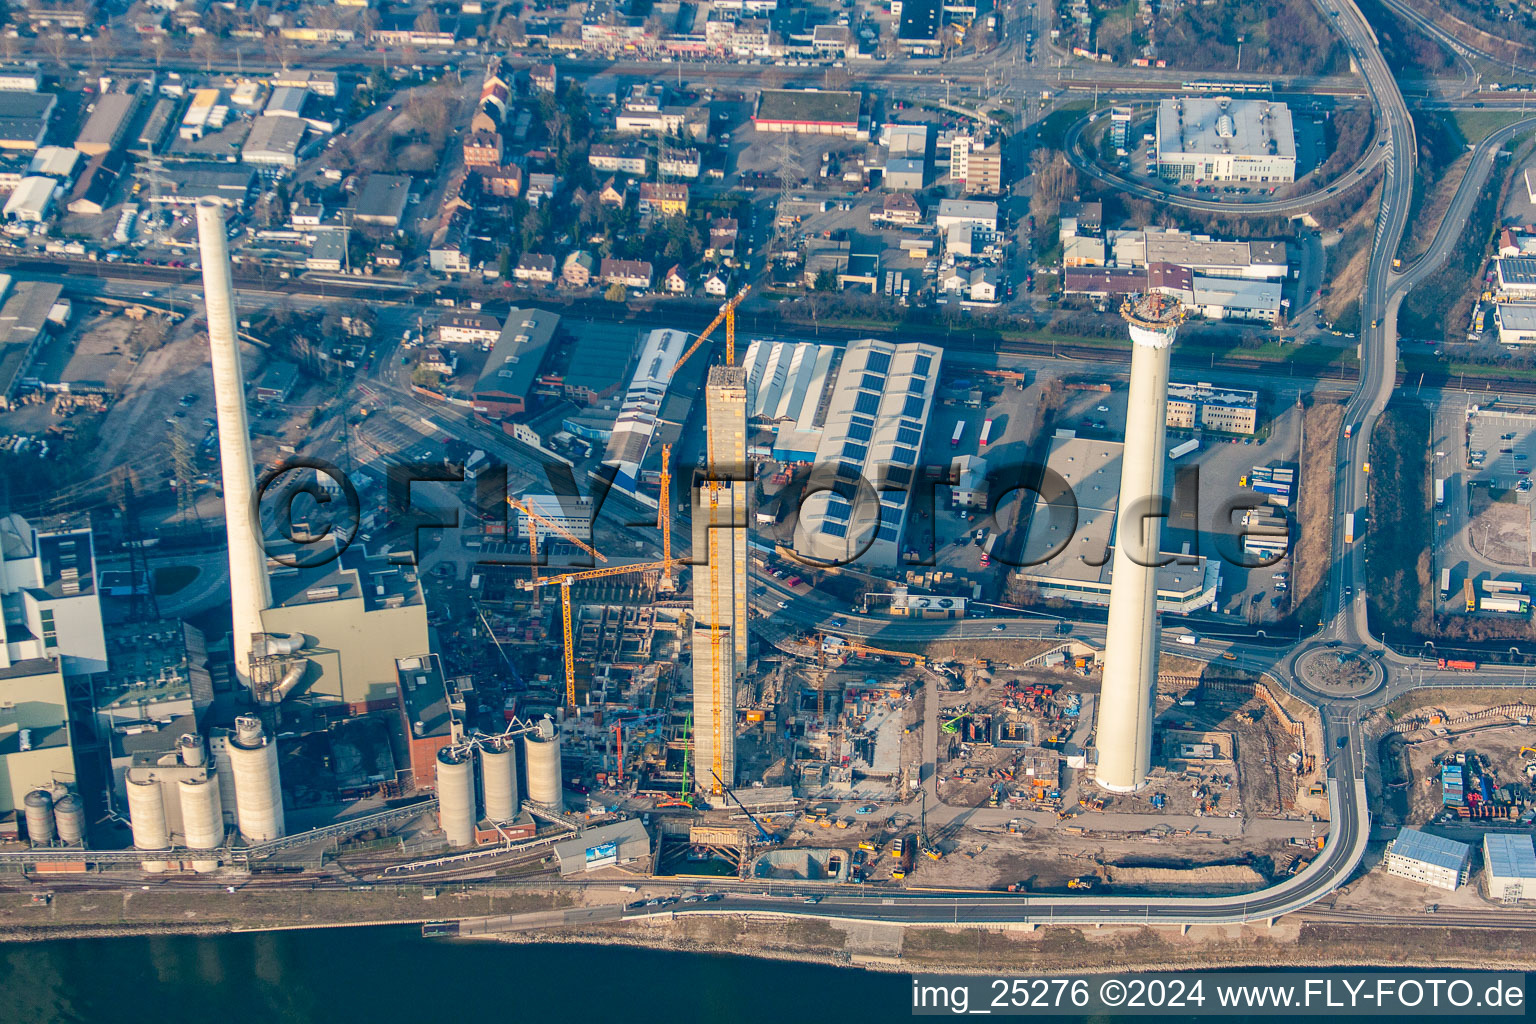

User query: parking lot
[1466,407,1536,492]
[1051,381,1302,621]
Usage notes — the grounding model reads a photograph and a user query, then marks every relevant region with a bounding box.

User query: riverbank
[13,886,1536,974]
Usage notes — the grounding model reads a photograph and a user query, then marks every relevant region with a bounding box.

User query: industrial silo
[524,717,564,811]
[125,775,170,872]
[436,748,476,848]
[179,776,224,872]
[23,789,53,846]
[53,795,84,847]
[227,716,285,843]
[479,739,518,823]
[178,733,205,767]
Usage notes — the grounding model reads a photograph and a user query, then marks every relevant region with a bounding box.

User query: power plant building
[1155,97,1296,183]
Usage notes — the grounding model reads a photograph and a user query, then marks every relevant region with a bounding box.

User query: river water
[0,927,910,1023]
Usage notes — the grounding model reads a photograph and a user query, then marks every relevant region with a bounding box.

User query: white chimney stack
[195,198,271,690]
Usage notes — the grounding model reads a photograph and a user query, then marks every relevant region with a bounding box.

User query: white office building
[1384,827,1471,891]
[514,495,594,542]
[1155,97,1296,183]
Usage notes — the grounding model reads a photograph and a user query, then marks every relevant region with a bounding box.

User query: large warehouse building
[752,89,866,139]
[788,338,943,567]
[1012,432,1219,614]
[1155,97,1296,183]
[1485,833,1536,901]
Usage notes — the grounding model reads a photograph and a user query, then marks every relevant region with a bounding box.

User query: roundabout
[1296,644,1385,699]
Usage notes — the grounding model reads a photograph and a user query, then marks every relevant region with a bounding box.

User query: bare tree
[193,33,219,72]
[42,32,69,70]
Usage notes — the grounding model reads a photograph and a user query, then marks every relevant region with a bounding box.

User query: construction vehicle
[942,710,974,734]
[671,285,752,373]
[820,633,927,668]
[523,559,682,706]
[1067,876,1097,890]
[710,769,780,844]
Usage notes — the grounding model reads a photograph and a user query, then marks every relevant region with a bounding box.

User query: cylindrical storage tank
[23,789,53,846]
[179,775,225,872]
[178,733,206,767]
[479,740,518,823]
[53,795,84,847]
[125,776,170,851]
[227,716,285,843]
[436,748,476,848]
[524,717,563,811]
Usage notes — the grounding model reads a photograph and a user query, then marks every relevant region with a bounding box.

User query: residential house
[664,264,688,293]
[598,179,625,207]
[420,346,458,377]
[374,245,402,268]
[590,142,648,175]
[871,192,922,226]
[514,253,557,284]
[530,64,558,94]
[562,250,596,287]
[462,131,504,170]
[703,272,729,297]
[526,173,556,206]
[707,218,739,261]
[478,165,523,199]
[430,243,471,275]
[968,267,1000,303]
[600,258,653,290]
[658,147,701,179]
[437,311,502,348]
[638,182,688,217]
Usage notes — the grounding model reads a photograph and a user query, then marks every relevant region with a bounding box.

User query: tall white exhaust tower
[195,198,271,690]
[1096,293,1186,793]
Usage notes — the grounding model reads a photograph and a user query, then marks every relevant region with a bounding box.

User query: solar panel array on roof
[896,425,922,446]
[841,441,868,461]
[902,395,925,418]
[913,354,932,376]
[847,419,873,442]
[865,350,891,374]
[860,373,885,391]
[823,520,848,538]
[890,446,916,465]
[826,497,852,522]
[854,391,881,416]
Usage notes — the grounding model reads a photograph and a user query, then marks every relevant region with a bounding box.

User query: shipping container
[1440,568,1451,600]
[1481,579,1525,594]
[1434,477,1446,508]
[1343,512,1355,545]
[951,421,965,447]
[1480,594,1530,614]
[1168,437,1200,460]
[979,419,995,447]
[1437,657,1478,671]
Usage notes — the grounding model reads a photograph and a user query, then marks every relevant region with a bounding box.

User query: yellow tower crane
[657,443,675,592]
[525,559,682,707]
[671,285,752,374]
[507,495,607,606]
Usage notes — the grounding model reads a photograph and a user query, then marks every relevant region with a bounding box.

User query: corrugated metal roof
[1389,827,1471,872]
[1485,833,1536,880]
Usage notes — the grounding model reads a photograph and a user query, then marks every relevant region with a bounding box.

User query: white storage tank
[479,739,518,823]
[23,789,53,846]
[524,716,563,811]
[227,716,285,843]
[178,733,206,767]
[53,795,84,847]
[125,774,170,872]
[436,748,476,848]
[179,775,224,872]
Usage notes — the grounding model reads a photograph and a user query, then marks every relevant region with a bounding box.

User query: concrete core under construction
[692,365,748,793]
